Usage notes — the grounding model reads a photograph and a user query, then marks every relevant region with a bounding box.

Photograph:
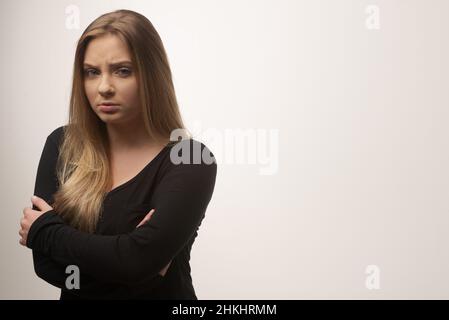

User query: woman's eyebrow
[83,61,133,68]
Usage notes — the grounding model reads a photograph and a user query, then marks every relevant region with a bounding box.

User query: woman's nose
[98,75,115,95]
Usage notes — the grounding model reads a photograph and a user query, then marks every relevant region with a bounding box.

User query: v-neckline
[105,144,169,197]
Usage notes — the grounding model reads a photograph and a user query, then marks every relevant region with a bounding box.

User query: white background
[1,0,448,299]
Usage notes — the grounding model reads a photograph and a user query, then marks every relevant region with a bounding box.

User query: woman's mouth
[98,104,119,113]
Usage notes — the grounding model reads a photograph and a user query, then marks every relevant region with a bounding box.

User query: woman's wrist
[26,209,61,249]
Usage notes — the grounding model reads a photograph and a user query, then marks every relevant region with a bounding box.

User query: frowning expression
[83,33,141,125]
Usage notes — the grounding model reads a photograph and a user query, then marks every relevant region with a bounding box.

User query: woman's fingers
[133,208,170,276]
[19,203,48,248]
[158,260,172,277]
[143,209,155,222]
[19,228,27,246]
[136,209,155,228]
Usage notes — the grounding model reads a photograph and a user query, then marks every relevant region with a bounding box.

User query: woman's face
[83,33,141,125]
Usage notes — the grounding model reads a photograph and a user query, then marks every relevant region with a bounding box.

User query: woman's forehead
[84,34,132,63]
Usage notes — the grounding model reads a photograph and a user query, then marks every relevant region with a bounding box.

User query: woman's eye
[84,69,98,77]
[116,68,131,76]
[83,68,131,77]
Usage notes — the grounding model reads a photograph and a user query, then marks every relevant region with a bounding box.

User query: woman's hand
[136,209,155,228]
[136,209,172,277]
[19,196,53,246]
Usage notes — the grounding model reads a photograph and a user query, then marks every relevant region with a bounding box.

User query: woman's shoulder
[165,138,217,167]
[47,125,67,147]
[159,138,217,193]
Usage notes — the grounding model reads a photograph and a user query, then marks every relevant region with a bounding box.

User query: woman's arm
[31,131,68,288]
[30,130,165,297]
[27,139,217,286]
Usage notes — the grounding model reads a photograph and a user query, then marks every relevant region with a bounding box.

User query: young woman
[19,9,217,300]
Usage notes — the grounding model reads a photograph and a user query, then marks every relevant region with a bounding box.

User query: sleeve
[31,128,159,298]
[31,129,68,288]
[27,140,217,286]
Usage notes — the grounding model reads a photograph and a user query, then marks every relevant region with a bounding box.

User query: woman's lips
[99,104,119,113]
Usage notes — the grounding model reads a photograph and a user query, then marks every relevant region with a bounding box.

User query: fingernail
[31,195,37,201]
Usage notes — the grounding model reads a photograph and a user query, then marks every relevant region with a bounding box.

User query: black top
[27,126,217,300]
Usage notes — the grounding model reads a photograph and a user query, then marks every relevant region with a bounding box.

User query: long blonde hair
[52,9,190,233]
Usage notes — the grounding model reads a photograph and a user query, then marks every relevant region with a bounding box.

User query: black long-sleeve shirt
[27,126,217,300]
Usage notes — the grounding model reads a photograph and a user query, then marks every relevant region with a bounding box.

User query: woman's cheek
[84,84,95,107]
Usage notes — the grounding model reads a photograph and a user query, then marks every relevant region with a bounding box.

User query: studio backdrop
[1,0,448,299]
